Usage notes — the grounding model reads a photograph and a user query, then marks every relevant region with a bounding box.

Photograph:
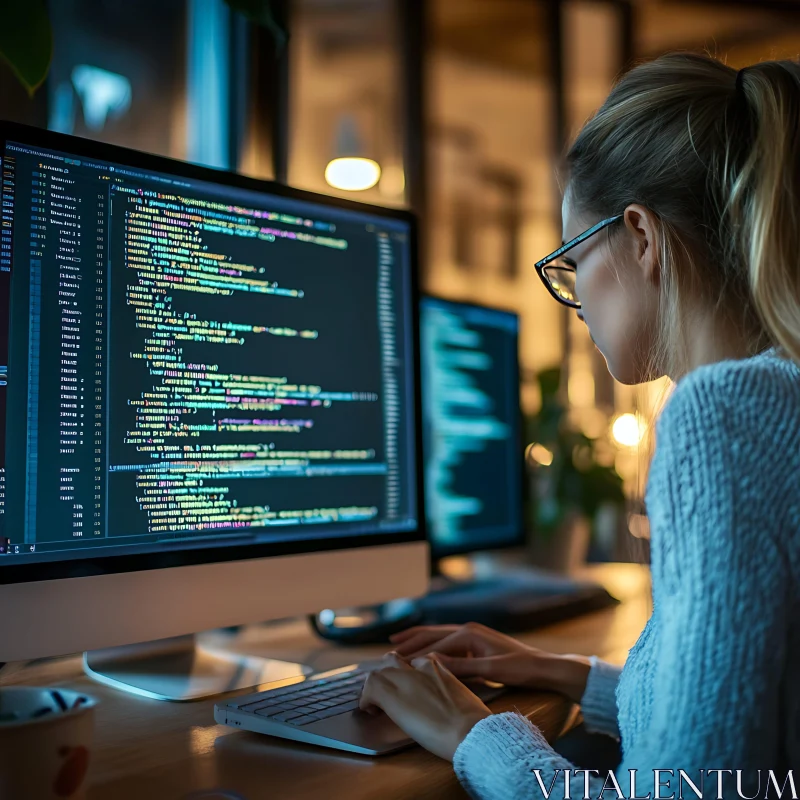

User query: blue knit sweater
[454,350,800,799]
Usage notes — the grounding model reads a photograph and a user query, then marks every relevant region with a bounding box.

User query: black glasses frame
[534,214,623,308]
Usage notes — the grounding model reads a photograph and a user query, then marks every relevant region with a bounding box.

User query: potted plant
[524,366,626,572]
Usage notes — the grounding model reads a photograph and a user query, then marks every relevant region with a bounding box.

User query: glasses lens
[542,261,579,307]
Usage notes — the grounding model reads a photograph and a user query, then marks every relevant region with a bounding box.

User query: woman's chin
[608,358,663,386]
[603,353,639,386]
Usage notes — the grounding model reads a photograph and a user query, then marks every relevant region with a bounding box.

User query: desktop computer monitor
[0,123,427,693]
[420,296,523,561]
[416,297,617,633]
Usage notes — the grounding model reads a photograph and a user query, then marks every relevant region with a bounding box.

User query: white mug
[0,686,97,800]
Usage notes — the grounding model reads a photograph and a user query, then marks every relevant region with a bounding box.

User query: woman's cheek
[576,273,613,363]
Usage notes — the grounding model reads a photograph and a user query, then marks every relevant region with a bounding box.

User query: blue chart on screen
[420,297,522,557]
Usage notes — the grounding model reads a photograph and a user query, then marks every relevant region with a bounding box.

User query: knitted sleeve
[579,656,622,739]
[454,368,790,800]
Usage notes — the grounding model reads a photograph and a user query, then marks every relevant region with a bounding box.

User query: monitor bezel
[0,121,426,586]
[420,294,526,561]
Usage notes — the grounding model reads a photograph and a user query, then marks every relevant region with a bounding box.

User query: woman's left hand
[359,652,492,761]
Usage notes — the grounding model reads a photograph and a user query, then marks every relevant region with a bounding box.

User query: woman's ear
[623,204,660,287]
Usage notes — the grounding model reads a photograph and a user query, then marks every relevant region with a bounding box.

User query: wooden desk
[1,564,651,800]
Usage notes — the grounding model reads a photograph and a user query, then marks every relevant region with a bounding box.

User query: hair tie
[735,66,749,95]
[730,66,755,149]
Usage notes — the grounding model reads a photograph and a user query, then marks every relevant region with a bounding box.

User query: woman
[358,53,800,799]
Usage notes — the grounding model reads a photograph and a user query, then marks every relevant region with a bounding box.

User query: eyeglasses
[534,214,623,308]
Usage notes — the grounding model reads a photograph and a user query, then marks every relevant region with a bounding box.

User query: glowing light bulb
[611,413,646,447]
[325,158,381,191]
[525,442,554,467]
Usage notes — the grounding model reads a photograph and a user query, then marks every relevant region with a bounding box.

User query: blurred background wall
[3,0,800,558]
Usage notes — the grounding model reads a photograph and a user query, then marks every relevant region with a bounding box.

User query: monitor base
[309,598,424,646]
[83,634,312,701]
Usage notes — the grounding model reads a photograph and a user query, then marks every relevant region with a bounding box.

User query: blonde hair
[565,53,800,378]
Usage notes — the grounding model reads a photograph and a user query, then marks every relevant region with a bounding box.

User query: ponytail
[566,52,800,377]
[730,62,800,365]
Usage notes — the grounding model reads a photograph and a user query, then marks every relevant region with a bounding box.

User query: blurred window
[1,0,243,171]
[47,0,189,160]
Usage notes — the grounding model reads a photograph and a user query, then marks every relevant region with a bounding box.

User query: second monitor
[417,295,618,631]
[420,296,523,558]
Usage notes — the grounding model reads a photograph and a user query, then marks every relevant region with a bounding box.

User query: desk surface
[2,563,651,800]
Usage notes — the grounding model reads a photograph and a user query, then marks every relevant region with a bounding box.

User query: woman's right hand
[389,622,592,704]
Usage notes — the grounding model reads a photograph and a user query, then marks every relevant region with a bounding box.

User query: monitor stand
[83,634,312,701]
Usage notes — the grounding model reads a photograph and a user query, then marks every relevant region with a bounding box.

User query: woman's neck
[671,310,755,381]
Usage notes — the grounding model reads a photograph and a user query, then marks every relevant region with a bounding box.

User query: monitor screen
[0,129,420,574]
[420,297,522,557]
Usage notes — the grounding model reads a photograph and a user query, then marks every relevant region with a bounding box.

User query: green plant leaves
[524,365,626,539]
[0,0,53,97]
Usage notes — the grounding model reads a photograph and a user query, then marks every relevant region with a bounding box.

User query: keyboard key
[306,703,327,711]
[253,707,287,718]
[289,715,321,727]
[258,703,291,714]
[240,700,274,712]
[329,700,360,716]
[314,703,358,719]
[268,710,305,723]
[314,706,349,720]
[260,684,304,699]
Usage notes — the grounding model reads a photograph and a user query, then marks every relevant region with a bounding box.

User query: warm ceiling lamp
[325,157,381,191]
[325,114,381,192]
